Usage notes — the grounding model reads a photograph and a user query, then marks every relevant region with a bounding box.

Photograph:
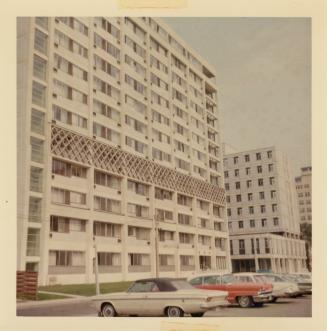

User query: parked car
[280,274,312,294]
[258,273,301,300]
[91,278,229,317]
[188,273,273,308]
[233,272,298,302]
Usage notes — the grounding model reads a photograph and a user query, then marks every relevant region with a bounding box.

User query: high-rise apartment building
[295,166,312,224]
[17,17,230,285]
[223,147,307,273]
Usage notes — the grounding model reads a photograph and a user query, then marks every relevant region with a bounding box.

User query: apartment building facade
[224,147,307,273]
[17,17,230,285]
[295,166,312,224]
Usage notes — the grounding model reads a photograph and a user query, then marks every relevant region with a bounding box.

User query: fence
[16,271,38,300]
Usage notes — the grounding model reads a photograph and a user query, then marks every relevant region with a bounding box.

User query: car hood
[272,282,297,291]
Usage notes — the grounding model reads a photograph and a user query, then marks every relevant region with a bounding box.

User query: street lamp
[93,237,100,296]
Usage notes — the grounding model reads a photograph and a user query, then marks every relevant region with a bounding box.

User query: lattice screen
[51,125,225,205]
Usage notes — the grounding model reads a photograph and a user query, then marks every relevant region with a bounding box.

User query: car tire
[166,306,184,317]
[191,312,205,317]
[254,302,264,307]
[270,297,278,303]
[237,296,253,308]
[101,303,117,317]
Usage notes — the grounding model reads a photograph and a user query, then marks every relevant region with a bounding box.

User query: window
[159,230,174,242]
[248,193,253,201]
[226,195,230,203]
[250,219,255,228]
[234,169,239,177]
[246,167,251,175]
[125,54,146,78]
[267,150,272,158]
[256,152,261,160]
[30,137,44,163]
[33,55,47,80]
[94,54,120,79]
[125,35,146,58]
[49,250,85,267]
[249,206,254,214]
[246,180,252,188]
[268,164,274,172]
[258,178,264,186]
[178,213,192,226]
[32,81,46,107]
[259,191,265,199]
[34,29,47,54]
[233,156,238,164]
[151,91,169,108]
[239,239,245,255]
[235,182,240,189]
[175,157,190,171]
[271,190,276,199]
[272,204,277,212]
[273,217,279,226]
[257,165,262,173]
[251,238,255,254]
[261,219,267,227]
[98,252,121,266]
[238,221,244,229]
[93,123,120,144]
[94,196,121,213]
[227,208,231,217]
[30,167,43,192]
[57,17,88,36]
[128,226,150,241]
[225,183,230,191]
[26,228,40,256]
[269,177,275,185]
[265,238,270,253]
[93,99,120,122]
[237,207,242,216]
[151,73,168,91]
[177,194,192,207]
[150,55,168,74]
[35,17,48,30]
[125,74,146,96]
[55,30,88,58]
[126,115,147,134]
[125,18,146,41]
[54,54,88,81]
[153,148,171,162]
[51,216,86,233]
[126,136,147,154]
[236,194,242,202]
[94,171,121,189]
[53,105,87,129]
[31,109,45,135]
[256,238,260,253]
[95,17,120,40]
[28,197,42,223]
[245,154,250,162]
[230,240,234,255]
[153,129,170,144]
[94,32,120,59]
[179,232,193,244]
[53,79,87,104]
[94,76,120,99]
[125,94,146,115]
[52,188,86,206]
[128,203,149,218]
[128,180,149,196]
[260,205,266,213]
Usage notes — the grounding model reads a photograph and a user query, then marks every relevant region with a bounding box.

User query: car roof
[188,272,232,279]
[234,272,258,275]
[133,278,186,292]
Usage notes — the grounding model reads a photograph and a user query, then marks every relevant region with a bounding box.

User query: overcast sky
[164,18,311,177]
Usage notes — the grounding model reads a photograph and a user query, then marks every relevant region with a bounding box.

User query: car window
[128,281,157,293]
[238,276,251,283]
[253,275,266,283]
[190,277,202,286]
[203,276,218,284]
[171,280,195,290]
[221,274,236,284]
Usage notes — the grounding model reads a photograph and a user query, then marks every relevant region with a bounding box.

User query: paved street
[17,295,311,317]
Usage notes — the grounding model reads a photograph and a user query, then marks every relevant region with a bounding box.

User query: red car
[188,273,273,308]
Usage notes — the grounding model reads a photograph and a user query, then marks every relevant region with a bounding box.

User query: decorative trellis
[51,125,225,205]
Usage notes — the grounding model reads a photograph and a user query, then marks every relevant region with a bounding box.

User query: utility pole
[93,238,100,295]
[154,214,160,278]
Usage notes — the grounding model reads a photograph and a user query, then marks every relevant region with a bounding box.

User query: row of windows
[228,217,279,230]
[224,164,274,178]
[227,204,278,216]
[226,150,273,165]
[225,177,275,190]
[226,190,277,203]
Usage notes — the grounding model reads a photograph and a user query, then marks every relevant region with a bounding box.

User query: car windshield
[253,275,267,283]
[171,280,195,290]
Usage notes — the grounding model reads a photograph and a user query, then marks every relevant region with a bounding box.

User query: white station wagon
[92,278,229,317]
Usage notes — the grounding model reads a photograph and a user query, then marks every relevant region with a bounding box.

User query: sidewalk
[17,292,91,309]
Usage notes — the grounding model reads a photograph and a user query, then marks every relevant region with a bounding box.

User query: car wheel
[270,297,278,303]
[237,296,253,308]
[254,302,264,307]
[166,306,184,317]
[191,312,205,317]
[101,303,117,317]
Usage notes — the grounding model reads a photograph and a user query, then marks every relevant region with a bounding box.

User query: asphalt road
[17,295,311,317]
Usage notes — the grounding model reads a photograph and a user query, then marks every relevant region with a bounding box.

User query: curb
[17,296,91,309]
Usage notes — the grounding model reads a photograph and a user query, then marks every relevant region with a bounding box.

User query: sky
[164,18,311,177]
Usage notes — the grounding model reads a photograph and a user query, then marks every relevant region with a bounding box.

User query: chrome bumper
[253,293,272,303]
[200,299,230,309]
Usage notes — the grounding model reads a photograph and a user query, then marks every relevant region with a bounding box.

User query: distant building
[295,167,312,224]
[224,147,307,273]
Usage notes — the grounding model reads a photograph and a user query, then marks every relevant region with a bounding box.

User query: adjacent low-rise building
[224,147,307,273]
[295,166,312,224]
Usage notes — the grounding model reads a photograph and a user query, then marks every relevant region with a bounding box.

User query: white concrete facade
[17,17,230,285]
[223,147,307,273]
[295,166,312,224]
